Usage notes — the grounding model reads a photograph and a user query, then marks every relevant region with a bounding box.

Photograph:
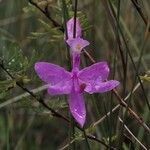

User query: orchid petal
[48,80,72,95]
[68,92,86,127]
[78,62,109,83]
[67,37,89,53]
[65,17,81,40]
[85,80,120,94]
[34,62,71,85]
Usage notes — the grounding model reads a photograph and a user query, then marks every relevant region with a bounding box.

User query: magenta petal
[68,92,86,127]
[85,80,120,94]
[48,80,72,95]
[67,37,89,53]
[78,62,109,83]
[65,17,81,40]
[34,62,71,85]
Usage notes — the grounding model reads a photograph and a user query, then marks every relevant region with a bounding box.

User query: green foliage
[140,71,150,81]
[0,80,16,101]
[1,42,28,73]
[0,39,31,101]
[29,19,63,43]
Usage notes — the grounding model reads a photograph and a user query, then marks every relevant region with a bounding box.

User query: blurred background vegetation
[0,0,150,149]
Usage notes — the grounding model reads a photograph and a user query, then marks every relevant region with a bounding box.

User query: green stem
[62,0,71,71]
[83,128,91,150]
[73,0,78,38]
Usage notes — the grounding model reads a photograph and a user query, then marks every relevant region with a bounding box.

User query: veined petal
[68,92,86,127]
[48,80,72,95]
[78,62,109,83]
[85,80,120,94]
[34,62,71,85]
[67,37,89,53]
[65,17,81,40]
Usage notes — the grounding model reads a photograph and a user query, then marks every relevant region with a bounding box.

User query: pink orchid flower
[34,36,119,127]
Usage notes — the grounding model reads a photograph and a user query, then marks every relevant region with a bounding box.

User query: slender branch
[59,139,76,150]
[59,134,116,150]
[113,89,150,134]
[130,0,150,32]
[83,49,96,63]
[119,117,147,150]
[0,84,48,109]
[28,0,64,32]
[87,134,116,150]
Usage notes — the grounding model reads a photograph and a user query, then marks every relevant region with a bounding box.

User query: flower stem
[83,128,91,150]
[73,0,78,38]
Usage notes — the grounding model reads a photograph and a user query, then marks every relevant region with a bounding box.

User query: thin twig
[83,49,96,63]
[28,0,64,31]
[87,134,116,150]
[59,139,76,150]
[130,0,150,32]
[119,117,147,150]
[59,133,116,150]
[113,89,150,134]
[0,84,48,109]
